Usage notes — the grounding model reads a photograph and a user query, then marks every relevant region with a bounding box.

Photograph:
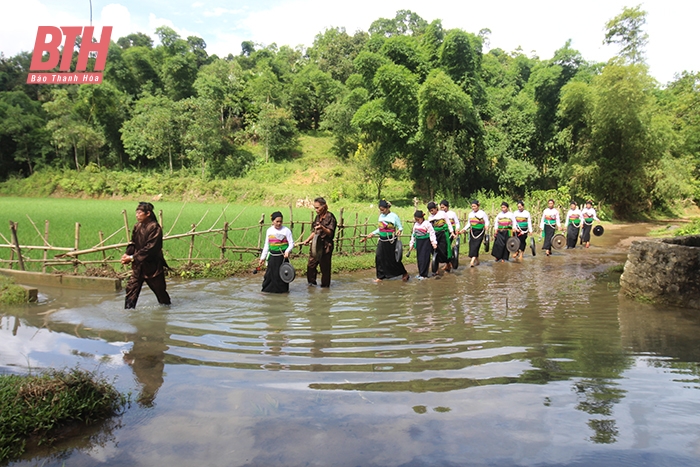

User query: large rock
[620,235,700,309]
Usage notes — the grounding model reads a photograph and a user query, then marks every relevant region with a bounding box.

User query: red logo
[27,26,112,85]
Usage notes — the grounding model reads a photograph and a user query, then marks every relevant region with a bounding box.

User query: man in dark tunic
[302,197,337,287]
[121,202,171,309]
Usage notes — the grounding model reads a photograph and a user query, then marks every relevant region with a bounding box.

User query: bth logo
[27,26,112,85]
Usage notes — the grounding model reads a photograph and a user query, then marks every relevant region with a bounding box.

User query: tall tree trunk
[24,142,33,175]
[73,143,80,172]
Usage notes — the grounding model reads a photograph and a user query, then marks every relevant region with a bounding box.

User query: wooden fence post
[220,222,229,260]
[74,222,80,273]
[188,223,196,265]
[159,210,164,228]
[352,213,358,254]
[363,217,369,253]
[337,207,344,254]
[42,220,49,273]
[288,204,294,230]
[9,221,25,271]
[98,231,107,265]
[257,214,265,249]
[122,210,131,242]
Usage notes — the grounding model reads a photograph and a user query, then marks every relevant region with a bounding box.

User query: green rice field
[0,197,429,274]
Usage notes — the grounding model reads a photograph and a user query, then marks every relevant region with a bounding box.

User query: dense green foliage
[0,368,126,462]
[1,7,699,217]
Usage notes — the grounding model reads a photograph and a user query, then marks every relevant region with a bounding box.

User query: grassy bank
[0,133,414,206]
[0,368,126,463]
[0,276,30,305]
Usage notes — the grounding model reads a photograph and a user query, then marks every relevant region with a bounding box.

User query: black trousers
[542,224,556,251]
[435,229,451,263]
[307,244,333,287]
[492,230,510,261]
[262,254,289,293]
[517,232,528,252]
[581,223,593,243]
[415,237,432,278]
[567,223,580,248]
[125,272,170,309]
[468,229,484,258]
[376,240,407,279]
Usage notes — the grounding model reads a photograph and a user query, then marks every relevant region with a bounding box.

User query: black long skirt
[517,232,528,252]
[434,229,451,264]
[262,255,289,293]
[581,223,593,243]
[492,230,510,261]
[542,224,556,251]
[415,237,432,278]
[566,223,579,248]
[376,240,407,279]
[468,229,484,257]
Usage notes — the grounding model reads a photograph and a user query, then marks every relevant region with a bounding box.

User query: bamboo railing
[1,206,479,274]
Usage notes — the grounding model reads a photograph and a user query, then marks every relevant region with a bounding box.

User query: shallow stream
[2,224,699,466]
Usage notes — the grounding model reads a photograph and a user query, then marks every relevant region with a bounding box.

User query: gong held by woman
[259,211,295,293]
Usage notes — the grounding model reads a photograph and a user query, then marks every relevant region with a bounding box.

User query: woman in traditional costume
[460,200,489,267]
[363,200,409,282]
[428,201,455,272]
[565,201,582,249]
[513,200,532,261]
[540,199,562,256]
[580,200,600,248]
[492,202,516,262]
[408,210,437,279]
[259,211,294,293]
[440,199,461,268]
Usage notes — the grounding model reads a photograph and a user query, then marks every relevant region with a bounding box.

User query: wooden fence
[0,206,486,274]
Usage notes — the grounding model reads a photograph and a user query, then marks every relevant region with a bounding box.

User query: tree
[288,64,340,130]
[255,104,299,162]
[604,5,648,64]
[352,142,391,199]
[0,91,49,176]
[161,53,198,101]
[121,94,180,171]
[307,27,368,83]
[414,70,484,198]
[193,58,246,131]
[44,90,105,172]
[117,32,154,49]
[321,87,369,157]
[559,63,668,217]
[439,29,486,110]
[379,35,428,79]
[369,10,428,37]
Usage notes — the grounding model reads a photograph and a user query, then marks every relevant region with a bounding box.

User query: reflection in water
[2,228,700,466]
[122,310,168,407]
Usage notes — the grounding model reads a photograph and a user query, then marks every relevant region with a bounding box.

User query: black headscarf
[137,201,157,223]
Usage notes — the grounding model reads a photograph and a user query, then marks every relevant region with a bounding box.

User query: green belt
[414,233,430,240]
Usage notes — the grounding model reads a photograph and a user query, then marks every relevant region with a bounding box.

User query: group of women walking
[258,198,600,292]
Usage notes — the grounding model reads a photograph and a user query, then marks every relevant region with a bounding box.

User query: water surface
[2,225,699,467]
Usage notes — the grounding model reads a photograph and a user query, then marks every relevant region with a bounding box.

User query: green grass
[0,368,126,463]
[0,275,29,304]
